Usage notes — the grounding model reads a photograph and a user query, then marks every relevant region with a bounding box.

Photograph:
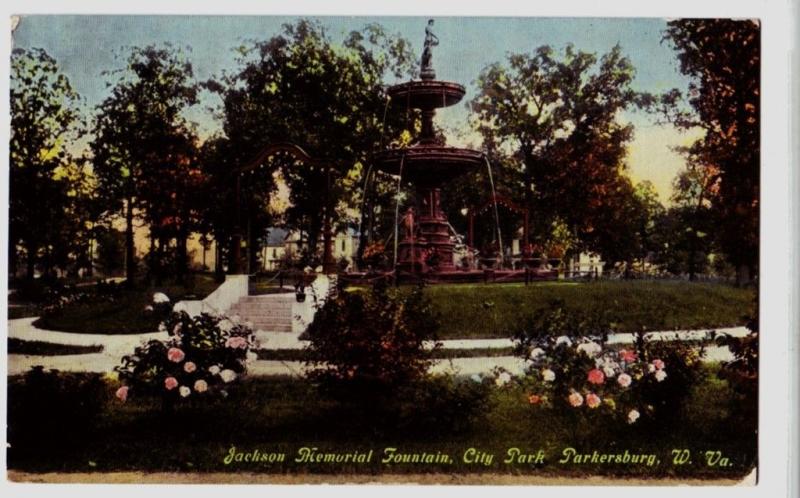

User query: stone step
[228,307,292,316]
[251,320,293,326]
[247,318,292,325]
[230,302,293,308]
[253,325,293,332]
[237,296,294,303]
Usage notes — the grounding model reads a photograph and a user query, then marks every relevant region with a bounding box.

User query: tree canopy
[661,19,759,284]
[204,19,417,268]
[10,47,87,279]
[469,44,656,264]
[91,44,200,284]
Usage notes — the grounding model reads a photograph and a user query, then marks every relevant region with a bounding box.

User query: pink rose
[619,349,637,362]
[617,373,632,388]
[587,368,605,385]
[586,392,601,409]
[167,347,185,363]
[568,391,584,407]
[164,376,178,390]
[115,385,129,402]
[225,336,248,349]
[528,394,541,405]
[184,361,197,373]
[652,359,665,370]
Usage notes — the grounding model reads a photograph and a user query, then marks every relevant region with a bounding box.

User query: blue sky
[12,15,699,202]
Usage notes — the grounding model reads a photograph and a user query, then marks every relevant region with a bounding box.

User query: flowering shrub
[114,311,257,408]
[361,242,389,270]
[506,303,706,428]
[304,280,440,401]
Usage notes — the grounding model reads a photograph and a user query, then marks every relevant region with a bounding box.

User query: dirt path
[7,470,750,486]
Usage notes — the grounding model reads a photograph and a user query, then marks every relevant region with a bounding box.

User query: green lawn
[6,368,756,479]
[423,281,755,339]
[29,278,755,338]
[33,274,221,334]
[7,304,41,319]
[8,338,103,356]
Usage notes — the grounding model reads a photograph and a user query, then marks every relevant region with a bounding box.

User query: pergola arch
[230,141,336,274]
[467,194,529,250]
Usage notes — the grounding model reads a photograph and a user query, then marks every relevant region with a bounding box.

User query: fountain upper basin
[387,80,466,110]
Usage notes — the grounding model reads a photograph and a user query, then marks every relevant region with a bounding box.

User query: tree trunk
[215,231,225,282]
[147,234,156,286]
[176,228,188,285]
[25,242,36,280]
[125,197,135,289]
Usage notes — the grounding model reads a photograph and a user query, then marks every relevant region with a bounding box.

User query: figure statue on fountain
[401,207,416,241]
[420,19,439,80]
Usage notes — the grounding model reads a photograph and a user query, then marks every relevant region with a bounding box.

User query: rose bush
[504,303,706,430]
[114,311,257,409]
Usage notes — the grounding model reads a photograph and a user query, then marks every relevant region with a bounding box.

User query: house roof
[265,228,289,246]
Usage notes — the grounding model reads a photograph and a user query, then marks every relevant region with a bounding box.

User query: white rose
[208,365,221,375]
[655,370,668,382]
[541,369,556,382]
[495,372,512,386]
[530,348,545,359]
[555,336,572,347]
[179,386,191,398]
[617,373,632,388]
[627,409,640,424]
[577,342,602,358]
[603,366,616,378]
[152,292,170,304]
[220,369,237,383]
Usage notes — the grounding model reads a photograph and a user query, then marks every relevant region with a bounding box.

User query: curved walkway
[6,317,749,376]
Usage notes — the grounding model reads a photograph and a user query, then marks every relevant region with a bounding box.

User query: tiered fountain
[374,20,483,276]
[369,20,558,283]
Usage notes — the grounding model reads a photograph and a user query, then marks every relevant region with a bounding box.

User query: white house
[567,252,605,277]
[262,227,360,270]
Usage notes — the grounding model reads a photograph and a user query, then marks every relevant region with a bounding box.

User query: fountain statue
[420,19,439,80]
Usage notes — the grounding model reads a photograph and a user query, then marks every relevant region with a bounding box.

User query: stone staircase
[226,294,295,333]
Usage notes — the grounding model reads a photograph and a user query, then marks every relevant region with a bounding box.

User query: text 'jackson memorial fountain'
[371,20,557,283]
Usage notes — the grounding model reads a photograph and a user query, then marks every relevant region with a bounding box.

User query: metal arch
[473,194,528,216]
[237,142,319,175]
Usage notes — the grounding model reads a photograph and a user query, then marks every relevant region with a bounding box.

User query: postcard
[4,11,773,490]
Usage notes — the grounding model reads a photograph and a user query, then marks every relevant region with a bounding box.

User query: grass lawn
[33,274,221,334]
[8,338,104,356]
[8,304,41,319]
[422,281,755,339]
[6,366,756,479]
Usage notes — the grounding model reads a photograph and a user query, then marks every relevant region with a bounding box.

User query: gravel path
[6,317,748,376]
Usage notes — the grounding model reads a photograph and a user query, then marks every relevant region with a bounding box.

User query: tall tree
[92,44,199,286]
[10,48,83,279]
[661,19,759,285]
[651,160,717,279]
[205,20,416,270]
[470,44,648,260]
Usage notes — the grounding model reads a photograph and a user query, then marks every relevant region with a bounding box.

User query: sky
[12,15,702,203]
